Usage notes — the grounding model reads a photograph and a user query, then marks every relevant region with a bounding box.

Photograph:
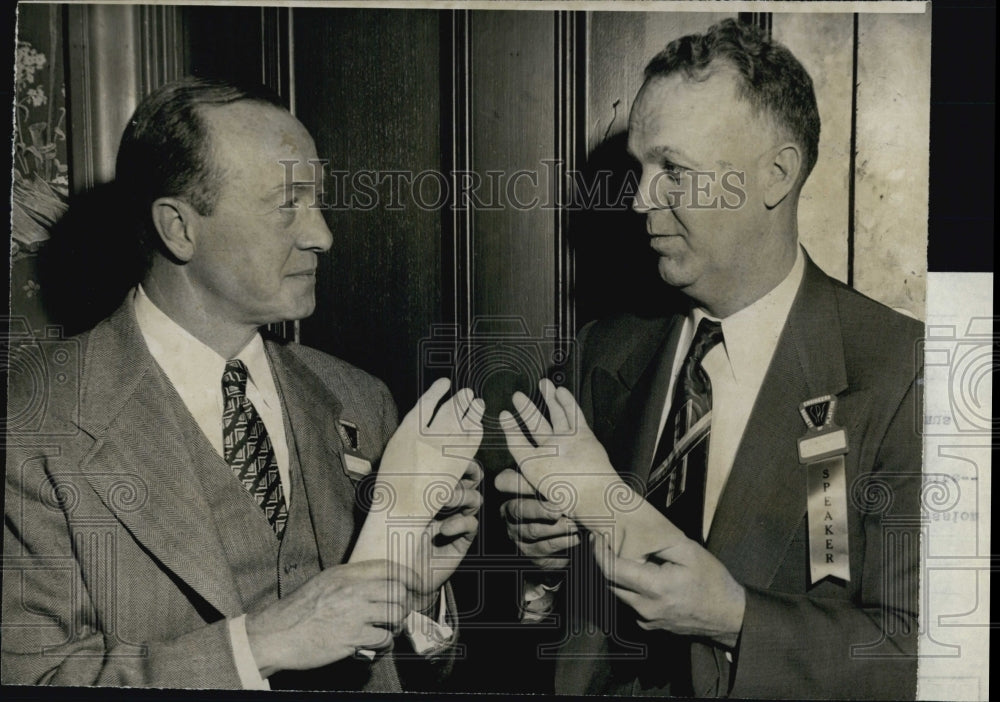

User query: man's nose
[631,167,658,214]
[299,206,333,252]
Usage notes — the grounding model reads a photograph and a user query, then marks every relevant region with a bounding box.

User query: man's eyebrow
[275,181,323,189]
[271,181,324,194]
[645,144,698,166]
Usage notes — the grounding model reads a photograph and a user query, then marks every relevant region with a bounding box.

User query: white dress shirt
[652,246,806,541]
[134,287,452,688]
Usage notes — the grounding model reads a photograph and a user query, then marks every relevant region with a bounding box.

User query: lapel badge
[797,394,848,464]
[338,419,360,451]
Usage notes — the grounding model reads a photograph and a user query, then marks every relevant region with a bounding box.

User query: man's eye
[279,196,299,210]
[661,162,684,182]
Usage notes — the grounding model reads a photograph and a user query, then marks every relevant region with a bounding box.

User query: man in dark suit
[498,19,921,699]
[3,78,483,690]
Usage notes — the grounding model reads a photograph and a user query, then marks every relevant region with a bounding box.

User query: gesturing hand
[410,460,484,611]
[246,559,420,676]
[593,533,746,648]
[499,379,683,560]
[495,467,580,569]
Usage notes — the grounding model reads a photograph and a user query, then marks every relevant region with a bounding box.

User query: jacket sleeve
[722,376,921,700]
[2,444,244,688]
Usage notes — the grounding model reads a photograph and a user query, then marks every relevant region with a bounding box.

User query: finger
[418,377,453,426]
[539,378,570,434]
[375,559,422,595]
[499,410,536,464]
[608,584,645,613]
[518,519,579,543]
[495,468,537,497]
[504,496,566,523]
[513,391,553,441]
[647,536,702,566]
[553,385,584,436]
[590,533,636,584]
[463,396,486,429]
[438,513,479,539]
[357,623,396,650]
[453,386,474,420]
[591,533,646,594]
[365,600,409,627]
[436,387,475,433]
[441,480,483,514]
[518,533,581,556]
[460,460,484,489]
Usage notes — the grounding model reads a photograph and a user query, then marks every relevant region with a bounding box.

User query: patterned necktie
[221,359,288,538]
[645,318,724,543]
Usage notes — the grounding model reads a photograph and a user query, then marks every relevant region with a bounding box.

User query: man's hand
[495,467,580,569]
[593,533,746,648]
[245,559,420,677]
[411,461,484,611]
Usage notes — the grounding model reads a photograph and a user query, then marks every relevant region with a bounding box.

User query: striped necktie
[221,359,288,538]
[645,318,724,543]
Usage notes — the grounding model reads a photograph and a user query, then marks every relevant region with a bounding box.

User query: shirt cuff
[404,586,455,656]
[228,615,271,690]
[520,576,563,623]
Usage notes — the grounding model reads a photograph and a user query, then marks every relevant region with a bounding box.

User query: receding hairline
[192,99,305,191]
[634,62,807,170]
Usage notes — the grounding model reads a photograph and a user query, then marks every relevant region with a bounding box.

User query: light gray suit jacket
[2,298,404,688]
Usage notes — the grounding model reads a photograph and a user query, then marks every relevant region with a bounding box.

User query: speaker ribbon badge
[798,395,850,584]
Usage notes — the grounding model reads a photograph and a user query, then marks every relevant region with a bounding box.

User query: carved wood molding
[442,9,474,337]
[66,4,183,193]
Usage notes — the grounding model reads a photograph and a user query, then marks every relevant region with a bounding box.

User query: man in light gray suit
[3,78,482,690]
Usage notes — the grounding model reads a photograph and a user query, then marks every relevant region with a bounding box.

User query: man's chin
[656,257,696,289]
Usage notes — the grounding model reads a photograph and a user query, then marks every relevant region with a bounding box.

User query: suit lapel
[707,259,848,588]
[266,344,357,569]
[593,317,681,484]
[76,300,244,618]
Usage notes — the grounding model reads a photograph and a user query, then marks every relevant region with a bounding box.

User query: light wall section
[773,12,855,286]
[854,11,932,319]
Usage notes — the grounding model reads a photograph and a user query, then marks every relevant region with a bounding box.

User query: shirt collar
[133,284,276,409]
[690,245,805,385]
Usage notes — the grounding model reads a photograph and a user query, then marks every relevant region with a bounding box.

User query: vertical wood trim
[260,6,290,105]
[738,11,772,37]
[66,4,140,192]
[260,7,294,341]
[287,9,299,343]
[66,5,187,193]
[137,5,183,95]
[443,9,474,338]
[286,9,296,116]
[847,13,859,288]
[554,11,584,350]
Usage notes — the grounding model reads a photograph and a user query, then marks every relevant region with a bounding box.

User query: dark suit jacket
[2,297,407,688]
[554,258,922,699]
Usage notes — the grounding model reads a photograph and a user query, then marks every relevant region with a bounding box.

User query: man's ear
[150,197,198,262]
[763,143,803,208]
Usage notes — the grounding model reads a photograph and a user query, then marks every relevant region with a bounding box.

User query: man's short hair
[644,18,821,182]
[115,76,285,264]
